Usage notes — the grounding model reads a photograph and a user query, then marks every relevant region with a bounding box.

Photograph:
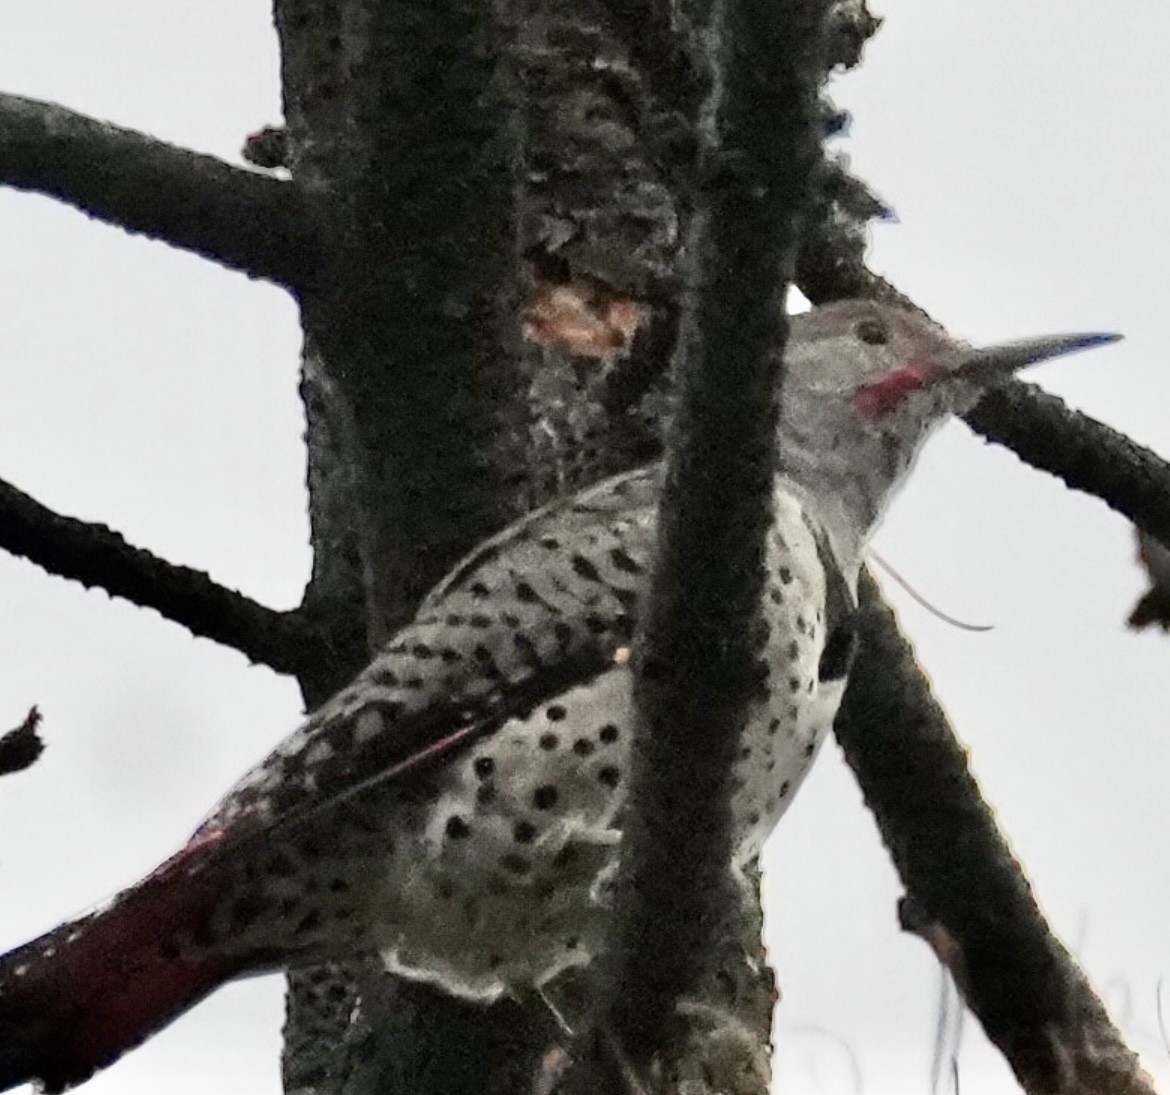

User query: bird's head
[779,300,1120,560]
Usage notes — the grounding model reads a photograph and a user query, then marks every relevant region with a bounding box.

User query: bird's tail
[0,841,247,1093]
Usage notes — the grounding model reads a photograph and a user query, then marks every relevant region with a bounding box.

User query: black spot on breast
[533,785,558,810]
[573,737,596,757]
[539,732,559,750]
[513,820,537,844]
[446,614,465,627]
[469,582,491,599]
[540,537,561,550]
[470,614,492,629]
[371,666,399,686]
[609,548,643,574]
[515,582,540,603]
[440,647,462,663]
[572,554,602,582]
[817,617,857,682]
[779,566,793,585]
[598,765,621,788]
[546,704,567,721]
[598,724,619,744]
[412,643,434,660]
[473,756,495,779]
[553,622,575,649]
[473,645,503,678]
[446,816,471,839]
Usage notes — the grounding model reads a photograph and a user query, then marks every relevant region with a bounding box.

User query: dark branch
[836,570,1155,1095]
[796,186,1155,1089]
[0,708,45,778]
[599,0,830,1063]
[963,380,1170,545]
[0,476,327,678]
[0,93,322,289]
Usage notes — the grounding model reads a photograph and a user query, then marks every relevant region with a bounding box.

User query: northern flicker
[0,302,1118,1092]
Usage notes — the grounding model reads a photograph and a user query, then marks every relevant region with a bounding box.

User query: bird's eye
[854,319,888,345]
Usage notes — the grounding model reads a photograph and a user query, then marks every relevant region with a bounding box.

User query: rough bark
[270,2,734,1092]
[0,92,320,287]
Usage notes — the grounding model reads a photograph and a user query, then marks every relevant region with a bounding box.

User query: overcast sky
[1,4,1168,1094]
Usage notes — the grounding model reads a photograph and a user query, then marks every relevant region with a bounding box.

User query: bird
[0,300,1119,1092]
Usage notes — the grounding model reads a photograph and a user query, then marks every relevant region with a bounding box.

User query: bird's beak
[949,330,1123,387]
[852,329,1122,420]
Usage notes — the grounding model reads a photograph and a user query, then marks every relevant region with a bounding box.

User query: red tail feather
[0,855,244,1093]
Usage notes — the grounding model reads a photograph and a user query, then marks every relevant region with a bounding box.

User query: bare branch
[794,189,1156,1087]
[836,570,1155,1095]
[1128,527,1170,630]
[597,0,831,1066]
[0,475,326,677]
[0,93,322,289]
[0,708,44,778]
[963,380,1170,545]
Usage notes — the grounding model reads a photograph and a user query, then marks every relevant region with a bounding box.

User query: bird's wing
[194,465,663,853]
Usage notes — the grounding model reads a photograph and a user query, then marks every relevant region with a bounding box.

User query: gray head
[779,300,1120,563]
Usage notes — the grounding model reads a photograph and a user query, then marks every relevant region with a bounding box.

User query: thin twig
[0,475,326,677]
[0,708,44,778]
[836,570,1155,1095]
[0,93,322,289]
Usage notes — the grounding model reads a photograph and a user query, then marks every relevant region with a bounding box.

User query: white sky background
[0,3,1167,1094]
